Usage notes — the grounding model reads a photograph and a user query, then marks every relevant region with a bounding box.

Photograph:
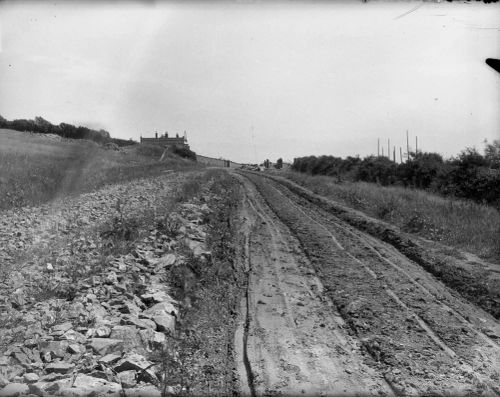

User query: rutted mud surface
[234,174,393,396]
[235,171,500,397]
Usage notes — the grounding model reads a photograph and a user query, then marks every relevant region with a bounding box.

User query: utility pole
[415,135,418,155]
[377,138,380,157]
[406,130,410,162]
[388,139,390,160]
[382,147,384,157]
[400,147,403,163]
[250,125,257,164]
[393,146,396,163]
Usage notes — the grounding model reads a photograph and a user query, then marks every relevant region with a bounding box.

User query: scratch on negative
[394,3,424,20]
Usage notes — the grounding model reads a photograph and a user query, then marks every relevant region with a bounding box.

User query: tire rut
[233,173,393,396]
[241,171,500,397]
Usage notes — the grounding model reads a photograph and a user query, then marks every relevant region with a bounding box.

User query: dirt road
[233,171,500,397]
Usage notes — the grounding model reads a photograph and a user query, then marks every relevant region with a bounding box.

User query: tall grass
[284,171,500,262]
[0,129,199,210]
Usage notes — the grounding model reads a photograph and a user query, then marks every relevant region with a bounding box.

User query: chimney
[155,132,158,139]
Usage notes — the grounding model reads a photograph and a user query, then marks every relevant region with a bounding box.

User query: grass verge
[282,170,500,263]
[0,129,200,210]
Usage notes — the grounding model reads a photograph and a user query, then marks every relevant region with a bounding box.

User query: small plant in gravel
[102,215,140,241]
[168,248,204,304]
[150,335,200,396]
[175,179,202,202]
[157,214,182,238]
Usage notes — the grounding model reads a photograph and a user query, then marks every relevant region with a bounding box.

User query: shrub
[291,144,500,207]
[172,146,196,161]
[355,156,397,185]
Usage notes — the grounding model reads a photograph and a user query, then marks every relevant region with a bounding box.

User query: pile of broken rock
[0,200,213,397]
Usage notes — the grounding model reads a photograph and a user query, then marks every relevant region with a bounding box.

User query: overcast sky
[0,1,499,163]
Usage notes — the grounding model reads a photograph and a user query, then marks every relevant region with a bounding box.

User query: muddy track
[233,171,500,397]
[233,173,394,396]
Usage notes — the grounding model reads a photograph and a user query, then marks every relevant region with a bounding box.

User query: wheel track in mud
[270,180,500,352]
[242,195,258,397]
[239,171,500,397]
[233,173,394,397]
[268,182,459,358]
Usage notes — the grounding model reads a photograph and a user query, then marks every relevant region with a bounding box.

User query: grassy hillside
[0,129,199,210]
[284,170,500,263]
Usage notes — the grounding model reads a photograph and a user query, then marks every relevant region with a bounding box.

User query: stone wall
[196,154,241,168]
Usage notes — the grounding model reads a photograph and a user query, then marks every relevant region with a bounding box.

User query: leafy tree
[484,140,500,169]
[356,156,397,185]
[11,119,34,132]
[172,146,196,161]
[0,114,8,128]
[452,147,488,169]
[291,146,499,206]
[397,152,444,189]
[34,116,52,134]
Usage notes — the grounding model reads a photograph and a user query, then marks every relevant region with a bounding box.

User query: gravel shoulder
[0,169,242,396]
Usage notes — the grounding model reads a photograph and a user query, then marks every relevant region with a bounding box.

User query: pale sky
[0,1,499,163]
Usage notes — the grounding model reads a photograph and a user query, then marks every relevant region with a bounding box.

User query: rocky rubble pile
[0,174,185,282]
[0,178,213,397]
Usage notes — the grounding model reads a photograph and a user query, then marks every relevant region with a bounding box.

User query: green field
[0,129,198,210]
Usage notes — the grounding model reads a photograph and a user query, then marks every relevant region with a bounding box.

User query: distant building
[140,131,190,150]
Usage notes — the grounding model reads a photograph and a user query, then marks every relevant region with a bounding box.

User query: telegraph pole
[415,136,418,155]
[393,146,396,163]
[377,138,380,157]
[250,125,257,164]
[400,147,403,163]
[387,139,390,160]
[406,130,410,162]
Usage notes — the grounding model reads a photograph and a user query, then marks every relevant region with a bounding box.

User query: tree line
[0,115,135,147]
[292,142,500,207]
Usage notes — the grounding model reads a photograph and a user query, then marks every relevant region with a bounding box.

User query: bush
[0,114,126,146]
[291,145,500,207]
[355,156,397,185]
[172,146,197,161]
